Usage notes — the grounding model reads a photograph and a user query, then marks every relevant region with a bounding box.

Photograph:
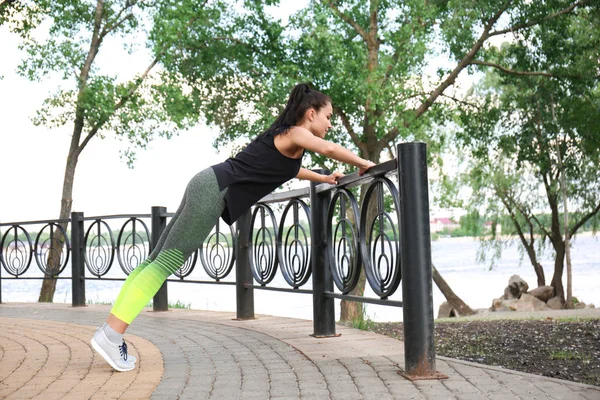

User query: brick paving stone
[387,383,427,399]
[363,393,397,400]
[240,392,269,400]
[1,305,600,399]
[442,379,484,395]
[579,391,600,400]
[485,395,520,400]
[332,393,362,400]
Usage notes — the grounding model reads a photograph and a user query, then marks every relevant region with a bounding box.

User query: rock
[491,297,518,311]
[509,293,550,312]
[574,302,586,309]
[437,301,458,318]
[527,286,554,303]
[587,303,595,309]
[503,275,529,299]
[547,296,564,310]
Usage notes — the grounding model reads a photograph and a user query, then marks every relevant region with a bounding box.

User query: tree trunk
[523,246,546,287]
[432,263,475,316]
[550,241,566,301]
[38,152,79,302]
[340,268,367,321]
[555,140,573,308]
[547,185,566,302]
[37,0,106,302]
[541,164,566,303]
[533,262,546,288]
[340,178,378,322]
[496,189,546,287]
[38,275,58,302]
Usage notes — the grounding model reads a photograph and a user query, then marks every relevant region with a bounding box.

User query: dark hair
[264,83,331,137]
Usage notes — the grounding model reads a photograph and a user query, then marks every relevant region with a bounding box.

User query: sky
[0,2,473,224]
[0,35,226,222]
[0,3,309,224]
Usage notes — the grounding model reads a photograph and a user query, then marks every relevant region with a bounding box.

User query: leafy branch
[489,0,592,37]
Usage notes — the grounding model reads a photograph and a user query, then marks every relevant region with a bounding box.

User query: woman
[91,83,376,371]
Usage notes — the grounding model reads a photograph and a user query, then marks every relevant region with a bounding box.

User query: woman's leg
[111,168,226,325]
[93,168,227,371]
[110,187,189,315]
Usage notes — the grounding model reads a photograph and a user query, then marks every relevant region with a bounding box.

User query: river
[1,234,598,322]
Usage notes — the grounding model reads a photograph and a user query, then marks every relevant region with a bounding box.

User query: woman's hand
[323,171,344,184]
[359,160,376,176]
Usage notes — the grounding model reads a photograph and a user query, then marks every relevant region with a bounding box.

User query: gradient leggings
[111,168,227,324]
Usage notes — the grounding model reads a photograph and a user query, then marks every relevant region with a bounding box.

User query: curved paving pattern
[0,317,162,400]
[0,304,599,400]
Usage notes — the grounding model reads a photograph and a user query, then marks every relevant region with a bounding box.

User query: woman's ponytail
[262,83,330,137]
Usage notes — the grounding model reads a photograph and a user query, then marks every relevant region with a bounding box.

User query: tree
[0,1,16,25]
[455,5,600,302]
[3,0,235,301]
[160,0,594,320]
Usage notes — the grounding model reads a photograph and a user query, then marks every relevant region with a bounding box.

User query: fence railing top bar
[0,213,155,227]
[315,159,398,193]
[82,213,152,221]
[259,187,310,205]
[0,218,71,227]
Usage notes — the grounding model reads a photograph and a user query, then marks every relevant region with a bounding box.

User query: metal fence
[0,142,440,378]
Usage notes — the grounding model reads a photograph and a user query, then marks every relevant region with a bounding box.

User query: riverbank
[433,229,598,241]
[348,309,600,387]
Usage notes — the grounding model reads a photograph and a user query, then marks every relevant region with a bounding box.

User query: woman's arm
[297,168,344,184]
[288,127,375,175]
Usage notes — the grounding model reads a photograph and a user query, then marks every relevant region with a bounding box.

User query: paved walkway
[0,303,598,399]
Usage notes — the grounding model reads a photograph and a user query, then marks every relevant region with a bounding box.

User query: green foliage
[452,5,600,279]
[456,211,484,237]
[86,297,113,306]
[549,349,592,363]
[349,304,375,331]
[169,300,192,309]
[4,0,235,165]
[144,299,191,309]
[158,0,452,171]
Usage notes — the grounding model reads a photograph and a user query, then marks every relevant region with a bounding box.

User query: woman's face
[309,102,333,139]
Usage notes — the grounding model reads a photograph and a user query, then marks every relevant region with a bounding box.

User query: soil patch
[361,318,600,386]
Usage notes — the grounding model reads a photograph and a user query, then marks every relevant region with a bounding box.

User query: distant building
[430,218,460,233]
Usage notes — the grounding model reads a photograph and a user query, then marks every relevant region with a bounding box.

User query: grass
[348,306,376,331]
[352,316,376,331]
[86,298,191,309]
[550,349,594,363]
[465,344,487,357]
[86,297,113,306]
[169,300,192,309]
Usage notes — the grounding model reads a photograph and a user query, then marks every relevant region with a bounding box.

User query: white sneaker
[98,324,136,363]
[91,328,135,372]
[122,340,137,364]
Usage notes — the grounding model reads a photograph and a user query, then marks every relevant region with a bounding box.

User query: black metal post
[71,212,86,307]
[397,142,441,379]
[310,172,337,337]
[235,209,255,319]
[152,206,169,312]
[0,223,3,304]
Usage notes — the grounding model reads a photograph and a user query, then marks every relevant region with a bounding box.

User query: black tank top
[211,132,304,225]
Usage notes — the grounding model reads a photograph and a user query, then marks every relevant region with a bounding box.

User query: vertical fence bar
[151,206,169,312]
[71,212,86,307]
[310,172,337,337]
[398,142,441,379]
[236,210,255,320]
[0,222,3,304]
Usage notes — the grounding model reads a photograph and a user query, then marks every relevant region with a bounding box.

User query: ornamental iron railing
[0,142,440,379]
